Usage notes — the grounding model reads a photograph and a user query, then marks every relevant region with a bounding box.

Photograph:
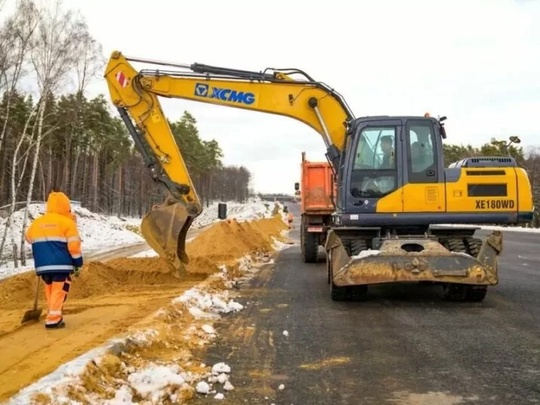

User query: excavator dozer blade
[140,202,194,278]
[326,230,502,288]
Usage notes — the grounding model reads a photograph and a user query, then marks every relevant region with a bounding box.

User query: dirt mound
[0,271,37,310]
[0,213,290,401]
[0,215,288,309]
[187,215,287,263]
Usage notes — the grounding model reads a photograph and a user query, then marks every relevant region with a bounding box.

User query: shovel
[21,276,42,324]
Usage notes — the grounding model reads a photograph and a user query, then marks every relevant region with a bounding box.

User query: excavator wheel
[465,237,483,257]
[329,238,369,301]
[348,239,368,256]
[330,282,368,302]
[326,248,332,284]
[441,237,488,303]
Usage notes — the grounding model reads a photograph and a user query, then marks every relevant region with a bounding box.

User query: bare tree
[0,0,40,156]
[19,0,94,260]
[0,104,38,265]
[65,31,104,194]
[74,29,104,94]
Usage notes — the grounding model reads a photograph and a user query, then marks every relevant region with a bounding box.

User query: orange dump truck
[294,152,335,263]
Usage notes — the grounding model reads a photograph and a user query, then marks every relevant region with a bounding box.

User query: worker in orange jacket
[25,191,83,329]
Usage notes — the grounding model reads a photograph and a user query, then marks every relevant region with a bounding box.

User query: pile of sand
[0,214,288,310]
[187,215,288,263]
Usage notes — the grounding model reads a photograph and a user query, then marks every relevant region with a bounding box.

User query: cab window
[350,126,397,198]
[407,120,437,183]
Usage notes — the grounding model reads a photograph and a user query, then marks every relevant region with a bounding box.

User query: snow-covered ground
[0,198,279,281]
[8,252,291,405]
[7,202,292,405]
[439,223,540,233]
[191,198,278,229]
[0,203,143,281]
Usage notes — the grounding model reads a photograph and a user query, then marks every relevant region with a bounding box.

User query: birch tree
[0,0,39,156]
[65,30,104,194]
[19,0,94,262]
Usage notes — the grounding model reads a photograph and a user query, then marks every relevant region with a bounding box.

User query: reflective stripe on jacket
[25,192,83,275]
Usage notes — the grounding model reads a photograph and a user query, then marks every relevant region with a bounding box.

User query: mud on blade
[140,203,194,274]
[327,231,502,287]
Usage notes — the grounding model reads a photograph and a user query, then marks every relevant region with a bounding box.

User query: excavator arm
[104,51,354,272]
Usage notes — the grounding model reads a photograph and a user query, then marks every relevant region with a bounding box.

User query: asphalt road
[195,204,540,405]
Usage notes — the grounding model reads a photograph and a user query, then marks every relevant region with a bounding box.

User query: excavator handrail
[122,54,357,120]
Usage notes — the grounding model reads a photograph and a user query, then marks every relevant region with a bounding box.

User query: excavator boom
[104,51,353,273]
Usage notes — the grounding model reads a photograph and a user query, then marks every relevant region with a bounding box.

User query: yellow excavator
[104,51,534,302]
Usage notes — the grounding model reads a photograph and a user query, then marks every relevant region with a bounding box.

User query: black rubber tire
[446,238,467,253]
[442,284,468,301]
[465,285,488,302]
[465,237,483,257]
[326,249,332,284]
[349,239,368,256]
[330,282,349,301]
[302,223,319,263]
[443,238,489,302]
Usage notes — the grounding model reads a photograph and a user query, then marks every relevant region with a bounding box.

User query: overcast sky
[24,0,540,193]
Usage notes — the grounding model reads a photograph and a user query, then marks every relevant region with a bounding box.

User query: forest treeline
[0,0,252,264]
[0,0,252,217]
[0,0,539,267]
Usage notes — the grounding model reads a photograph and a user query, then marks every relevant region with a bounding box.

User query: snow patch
[173,288,244,319]
[352,249,380,259]
[5,199,291,405]
[191,198,278,229]
[440,223,540,233]
[128,364,186,402]
[0,202,144,280]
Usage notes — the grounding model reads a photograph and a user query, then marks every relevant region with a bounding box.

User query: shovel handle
[33,275,40,310]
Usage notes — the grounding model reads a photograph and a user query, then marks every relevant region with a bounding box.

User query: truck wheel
[302,225,318,263]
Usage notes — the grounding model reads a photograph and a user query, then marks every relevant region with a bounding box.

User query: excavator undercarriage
[325,227,503,302]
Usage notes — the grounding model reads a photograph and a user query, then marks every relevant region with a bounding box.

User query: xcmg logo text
[194,83,255,105]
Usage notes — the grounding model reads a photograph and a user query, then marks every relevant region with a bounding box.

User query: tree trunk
[0,102,38,264]
[70,149,80,197]
[19,97,47,266]
[91,152,99,211]
[61,135,72,191]
[46,146,53,192]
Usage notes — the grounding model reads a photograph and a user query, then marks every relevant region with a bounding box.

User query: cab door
[401,119,446,212]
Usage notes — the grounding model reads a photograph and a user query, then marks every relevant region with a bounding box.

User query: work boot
[45,318,65,329]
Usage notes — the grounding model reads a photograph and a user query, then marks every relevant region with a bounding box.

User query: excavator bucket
[326,229,503,300]
[140,201,194,278]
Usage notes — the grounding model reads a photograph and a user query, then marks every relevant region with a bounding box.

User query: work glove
[73,267,81,277]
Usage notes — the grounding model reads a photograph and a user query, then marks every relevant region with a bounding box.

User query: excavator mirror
[294,182,300,191]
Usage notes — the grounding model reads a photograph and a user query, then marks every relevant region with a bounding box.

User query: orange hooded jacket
[25,192,83,275]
